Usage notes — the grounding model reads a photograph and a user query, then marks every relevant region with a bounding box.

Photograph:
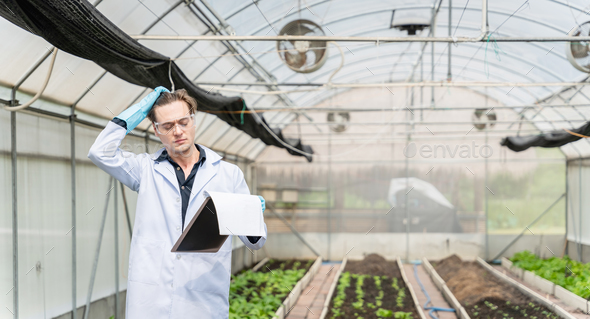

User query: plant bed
[327,254,420,319]
[229,258,316,319]
[433,255,561,319]
[510,250,590,300]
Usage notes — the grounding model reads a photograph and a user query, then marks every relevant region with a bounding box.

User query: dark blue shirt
[155,144,206,230]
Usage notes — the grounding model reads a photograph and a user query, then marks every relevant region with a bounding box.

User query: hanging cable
[5,47,59,111]
[563,128,590,138]
[326,41,344,85]
[240,99,247,125]
[168,60,176,92]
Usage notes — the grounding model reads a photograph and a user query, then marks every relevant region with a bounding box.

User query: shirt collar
[155,144,207,165]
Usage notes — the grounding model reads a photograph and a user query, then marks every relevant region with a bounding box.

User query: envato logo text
[403,142,493,158]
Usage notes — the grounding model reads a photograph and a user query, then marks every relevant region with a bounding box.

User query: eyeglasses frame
[153,113,196,135]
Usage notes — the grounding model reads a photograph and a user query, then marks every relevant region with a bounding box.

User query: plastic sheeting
[566,158,590,246]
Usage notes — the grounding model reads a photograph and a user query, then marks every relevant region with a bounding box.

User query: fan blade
[285,51,307,69]
[571,42,589,59]
[307,41,327,63]
[291,23,314,36]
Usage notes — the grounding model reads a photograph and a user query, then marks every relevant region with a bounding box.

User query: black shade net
[501,121,590,152]
[0,0,313,161]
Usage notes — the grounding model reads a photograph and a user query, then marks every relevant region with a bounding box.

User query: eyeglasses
[154,114,196,135]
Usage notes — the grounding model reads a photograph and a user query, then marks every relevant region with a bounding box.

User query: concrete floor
[285,263,341,319]
[403,263,458,319]
[286,261,460,319]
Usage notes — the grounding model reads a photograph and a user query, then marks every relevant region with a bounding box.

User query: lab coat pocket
[128,236,164,285]
[186,251,231,295]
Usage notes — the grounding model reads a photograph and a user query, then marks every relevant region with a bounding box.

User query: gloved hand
[258,195,265,213]
[248,196,266,244]
[115,86,169,134]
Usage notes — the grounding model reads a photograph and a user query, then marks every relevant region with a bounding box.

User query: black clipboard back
[171,197,228,253]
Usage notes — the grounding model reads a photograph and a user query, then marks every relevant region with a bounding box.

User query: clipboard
[171,191,265,253]
[171,197,228,253]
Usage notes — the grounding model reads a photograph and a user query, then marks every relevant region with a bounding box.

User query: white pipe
[205,81,590,96]
[130,34,590,43]
[481,0,488,34]
[5,48,58,111]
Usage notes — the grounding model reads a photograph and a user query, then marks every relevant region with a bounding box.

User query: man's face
[152,101,196,157]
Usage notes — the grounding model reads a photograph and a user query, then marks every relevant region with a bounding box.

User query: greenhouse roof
[2,0,590,160]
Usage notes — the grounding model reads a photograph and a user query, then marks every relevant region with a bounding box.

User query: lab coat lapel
[188,147,221,205]
[153,155,180,191]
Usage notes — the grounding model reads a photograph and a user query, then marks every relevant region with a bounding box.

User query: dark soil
[345,254,402,278]
[469,297,560,319]
[433,255,560,319]
[328,254,420,319]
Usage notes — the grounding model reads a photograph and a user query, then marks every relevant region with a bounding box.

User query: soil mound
[433,255,529,305]
[345,253,401,278]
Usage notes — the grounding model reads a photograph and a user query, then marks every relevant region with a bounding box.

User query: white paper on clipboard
[204,191,265,237]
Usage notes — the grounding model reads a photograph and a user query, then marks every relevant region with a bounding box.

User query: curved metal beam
[255,28,567,87]
[296,68,533,111]
[238,4,571,44]
[218,22,570,114]
[294,62,536,108]
[274,45,566,88]
[233,3,574,92]
[282,52,554,106]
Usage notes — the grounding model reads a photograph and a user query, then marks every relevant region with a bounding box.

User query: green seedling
[396,287,406,308]
[392,278,400,291]
[229,261,309,318]
[393,311,413,319]
[511,250,590,299]
[376,308,393,317]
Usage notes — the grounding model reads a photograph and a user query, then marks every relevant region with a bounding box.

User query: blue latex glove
[115,86,169,134]
[258,195,265,213]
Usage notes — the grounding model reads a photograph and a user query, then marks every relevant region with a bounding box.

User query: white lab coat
[87,121,267,319]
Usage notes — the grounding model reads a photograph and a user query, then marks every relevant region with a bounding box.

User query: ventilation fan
[327,111,350,133]
[566,21,590,72]
[277,19,328,73]
[472,108,496,131]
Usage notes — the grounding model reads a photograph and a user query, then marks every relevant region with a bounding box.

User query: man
[87,87,267,318]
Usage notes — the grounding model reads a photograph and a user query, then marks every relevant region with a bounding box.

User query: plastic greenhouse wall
[566,158,590,263]
[254,87,567,260]
[256,87,566,236]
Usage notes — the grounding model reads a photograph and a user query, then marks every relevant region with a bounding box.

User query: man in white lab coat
[87,87,267,318]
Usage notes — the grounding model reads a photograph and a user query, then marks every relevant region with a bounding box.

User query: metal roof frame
[3,0,590,160]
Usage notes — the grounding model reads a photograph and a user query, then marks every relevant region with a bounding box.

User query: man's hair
[147,89,197,123]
